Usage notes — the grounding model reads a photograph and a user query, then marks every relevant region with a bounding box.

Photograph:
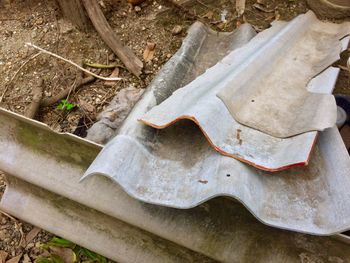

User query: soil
[0,0,349,262]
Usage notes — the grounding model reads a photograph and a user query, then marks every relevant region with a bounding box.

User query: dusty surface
[0,0,349,262]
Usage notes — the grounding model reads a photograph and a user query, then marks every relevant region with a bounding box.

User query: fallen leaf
[236,0,246,16]
[198,180,208,184]
[0,251,8,263]
[104,67,120,87]
[49,247,76,263]
[79,99,95,113]
[6,254,22,263]
[143,42,156,63]
[25,227,41,246]
[203,11,214,20]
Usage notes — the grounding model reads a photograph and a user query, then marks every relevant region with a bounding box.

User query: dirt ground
[0,0,349,262]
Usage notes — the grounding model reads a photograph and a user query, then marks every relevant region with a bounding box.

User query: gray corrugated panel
[1,177,216,263]
[217,11,349,138]
[0,156,350,263]
[0,22,349,262]
[82,21,350,234]
[140,12,350,171]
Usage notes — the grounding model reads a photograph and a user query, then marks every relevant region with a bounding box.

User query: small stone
[35,17,44,25]
[0,230,6,239]
[26,243,34,250]
[171,25,182,35]
[134,6,141,12]
[108,53,116,61]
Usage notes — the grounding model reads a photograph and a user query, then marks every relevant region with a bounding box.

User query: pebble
[171,25,183,35]
[108,53,116,61]
[134,6,142,12]
[35,17,44,25]
[0,230,6,239]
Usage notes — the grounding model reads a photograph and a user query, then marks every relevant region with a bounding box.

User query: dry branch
[24,79,44,119]
[82,0,143,77]
[56,0,89,31]
[41,76,95,107]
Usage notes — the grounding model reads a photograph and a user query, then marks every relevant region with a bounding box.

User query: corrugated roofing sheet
[140,12,350,171]
[83,19,350,235]
[218,11,348,138]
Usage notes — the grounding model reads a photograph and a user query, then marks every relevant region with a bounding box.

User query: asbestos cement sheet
[140,12,349,171]
[82,22,350,234]
[217,11,349,138]
[2,110,350,262]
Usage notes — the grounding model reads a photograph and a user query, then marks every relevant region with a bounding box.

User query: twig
[0,52,41,103]
[84,62,126,69]
[0,209,18,221]
[25,43,122,81]
[337,65,349,71]
[41,76,95,107]
[24,79,44,119]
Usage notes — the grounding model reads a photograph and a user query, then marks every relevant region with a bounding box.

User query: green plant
[57,100,76,111]
[35,237,108,263]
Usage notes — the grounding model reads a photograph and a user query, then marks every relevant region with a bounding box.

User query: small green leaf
[80,248,107,263]
[47,237,76,249]
[56,100,76,111]
[51,254,65,263]
[65,103,75,110]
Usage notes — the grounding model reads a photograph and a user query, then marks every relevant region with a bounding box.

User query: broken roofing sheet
[141,11,350,171]
[83,20,350,235]
[218,11,349,138]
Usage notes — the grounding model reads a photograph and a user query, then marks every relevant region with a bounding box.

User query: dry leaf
[50,247,76,263]
[0,251,8,263]
[25,227,41,246]
[6,254,22,263]
[236,0,246,16]
[79,99,95,113]
[143,42,156,63]
[203,11,214,20]
[104,67,120,87]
